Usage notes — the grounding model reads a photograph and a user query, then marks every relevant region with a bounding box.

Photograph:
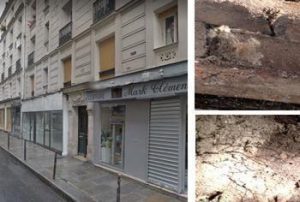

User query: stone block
[195,0,272,34]
[195,22,207,58]
[274,15,300,42]
[204,25,300,73]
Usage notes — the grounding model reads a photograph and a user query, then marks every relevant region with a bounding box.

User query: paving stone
[0,134,186,202]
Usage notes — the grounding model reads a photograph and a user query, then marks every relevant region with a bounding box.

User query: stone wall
[196,115,300,202]
[195,0,300,105]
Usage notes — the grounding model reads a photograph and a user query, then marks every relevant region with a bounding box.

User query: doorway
[78,106,88,157]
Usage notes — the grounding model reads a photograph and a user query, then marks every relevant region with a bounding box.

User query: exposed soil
[196,116,300,202]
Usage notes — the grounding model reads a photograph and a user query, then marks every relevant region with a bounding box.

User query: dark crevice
[208,191,222,201]
[262,8,280,37]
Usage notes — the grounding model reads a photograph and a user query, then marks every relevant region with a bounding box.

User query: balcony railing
[93,0,115,23]
[28,51,34,67]
[16,59,21,72]
[59,22,72,46]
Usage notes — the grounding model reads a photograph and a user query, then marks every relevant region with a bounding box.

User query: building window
[156,5,178,48]
[43,67,48,92]
[93,0,115,23]
[44,22,49,49]
[63,57,72,87]
[17,78,21,96]
[0,109,5,129]
[8,66,12,77]
[29,1,36,29]
[1,71,4,81]
[28,51,34,66]
[43,0,50,14]
[62,0,72,23]
[98,36,115,80]
[31,35,36,48]
[30,75,35,96]
[9,83,12,97]
[100,105,125,168]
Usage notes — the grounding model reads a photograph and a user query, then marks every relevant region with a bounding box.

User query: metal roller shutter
[148,98,181,191]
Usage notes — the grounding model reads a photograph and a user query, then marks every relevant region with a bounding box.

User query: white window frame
[161,11,178,46]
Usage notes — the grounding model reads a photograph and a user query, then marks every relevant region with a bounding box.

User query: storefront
[22,111,63,151]
[21,93,66,154]
[63,86,90,159]
[11,101,21,137]
[86,75,187,193]
[0,99,21,135]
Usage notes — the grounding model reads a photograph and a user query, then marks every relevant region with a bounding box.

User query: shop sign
[123,77,187,98]
[86,89,111,102]
[86,76,187,101]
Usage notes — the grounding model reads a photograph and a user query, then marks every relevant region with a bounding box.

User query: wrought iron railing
[59,22,72,46]
[93,0,115,23]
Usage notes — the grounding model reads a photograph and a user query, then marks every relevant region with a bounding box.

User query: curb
[0,146,76,202]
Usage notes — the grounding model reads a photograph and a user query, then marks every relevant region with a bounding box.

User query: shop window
[155,5,178,48]
[22,113,35,141]
[22,111,62,152]
[98,36,115,80]
[44,112,51,147]
[6,108,12,132]
[36,112,44,145]
[100,105,125,168]
[63,57,72,87]
[12,107,21,136]
[51,111,63,151]
[0,109,5,129]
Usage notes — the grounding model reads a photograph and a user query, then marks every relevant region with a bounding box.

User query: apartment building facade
[0,0,187,194]
[0,0,23,137]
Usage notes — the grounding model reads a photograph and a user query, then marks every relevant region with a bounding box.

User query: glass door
[111,123,124,168]
[100,105,125,169]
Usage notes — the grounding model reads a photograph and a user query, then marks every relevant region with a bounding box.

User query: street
[0,148,66,202]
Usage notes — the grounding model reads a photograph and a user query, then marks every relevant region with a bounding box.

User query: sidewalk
[0,132,185,202]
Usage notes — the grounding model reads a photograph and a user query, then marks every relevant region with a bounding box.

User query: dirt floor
[196,116,300,202]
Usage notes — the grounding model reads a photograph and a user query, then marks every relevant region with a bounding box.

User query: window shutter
[63,57,72,83]
[99,36,115,72]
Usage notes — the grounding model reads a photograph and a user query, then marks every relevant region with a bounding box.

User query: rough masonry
[195,0,300,106]
[196,116,300,202]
